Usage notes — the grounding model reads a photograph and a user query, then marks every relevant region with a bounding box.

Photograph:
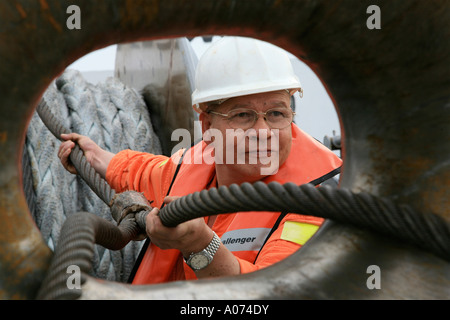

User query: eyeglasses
[207,107,295,130]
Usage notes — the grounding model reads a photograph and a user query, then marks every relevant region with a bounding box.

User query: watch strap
[185,231,221,270]
[204,231,221,257]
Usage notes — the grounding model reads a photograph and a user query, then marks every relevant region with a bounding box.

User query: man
[58,37,342,284]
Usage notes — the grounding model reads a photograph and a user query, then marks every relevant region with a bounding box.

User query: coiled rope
[36,211,147,300]
[161,182,450,262]
[37,98,116,205]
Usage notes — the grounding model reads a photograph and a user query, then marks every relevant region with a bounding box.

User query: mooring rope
[160,181,450,262]
[37,98,116,205]
[36,211,147,300]
[32,73,160,282]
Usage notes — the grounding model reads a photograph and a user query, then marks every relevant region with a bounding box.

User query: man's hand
[145,196,213,256]
[146,198,240,279]
[58,133,115,178]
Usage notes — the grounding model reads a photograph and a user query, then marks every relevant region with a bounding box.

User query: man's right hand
[58,133,115,178]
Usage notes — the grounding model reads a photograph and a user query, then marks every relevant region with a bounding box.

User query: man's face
[200,90,293,185]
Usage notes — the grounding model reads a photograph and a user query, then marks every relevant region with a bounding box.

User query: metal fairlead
[0,0,448,299]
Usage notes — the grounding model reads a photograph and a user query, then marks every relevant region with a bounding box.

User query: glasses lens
[266,109,293,129]
[226,108,293,129]
[228,109,256,128]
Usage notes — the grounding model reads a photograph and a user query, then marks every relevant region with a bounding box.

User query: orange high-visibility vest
[106,124,342,284]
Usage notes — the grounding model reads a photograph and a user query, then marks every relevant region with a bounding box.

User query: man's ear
[199,112,213,145]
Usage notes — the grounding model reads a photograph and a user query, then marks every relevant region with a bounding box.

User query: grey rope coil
[36,211,147,300]
[159,181,450,262]
[36,98,116,205]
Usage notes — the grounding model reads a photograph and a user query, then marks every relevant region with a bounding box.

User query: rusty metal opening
[1,1,448,299]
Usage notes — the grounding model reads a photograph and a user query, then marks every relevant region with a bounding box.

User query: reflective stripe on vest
[280,221,320,245]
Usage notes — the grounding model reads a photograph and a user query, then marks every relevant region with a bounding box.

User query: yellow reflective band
[158,159,169,168]
[280,221,320,245]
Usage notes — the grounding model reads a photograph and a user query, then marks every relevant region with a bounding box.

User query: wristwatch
[185,231,221,271]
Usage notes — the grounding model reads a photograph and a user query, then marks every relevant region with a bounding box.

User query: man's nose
[249,115,273,138]
[252,114,271,130]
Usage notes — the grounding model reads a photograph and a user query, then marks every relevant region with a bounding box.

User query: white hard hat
[192,36,302,112]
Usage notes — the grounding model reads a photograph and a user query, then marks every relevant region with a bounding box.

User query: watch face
[190,254,210,269]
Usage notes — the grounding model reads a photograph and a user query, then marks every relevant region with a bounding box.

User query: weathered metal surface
[0,0,448,299]
[79,221,449,300]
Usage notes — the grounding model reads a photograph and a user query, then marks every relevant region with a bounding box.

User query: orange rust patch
[39,0,49,11]
[15,3,27,19]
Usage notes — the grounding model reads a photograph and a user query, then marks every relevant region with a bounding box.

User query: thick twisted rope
[159,181,450,262]
[36,98,116,205]
[30,71,162,282]
[36,211,147,300]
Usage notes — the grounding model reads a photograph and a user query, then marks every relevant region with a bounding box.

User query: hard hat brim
[192,86,302,113]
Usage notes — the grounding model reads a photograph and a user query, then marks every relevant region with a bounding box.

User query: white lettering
[66,5,81,30]
[180,304,214,317]
[203,128,224,165]
[170,126,192,155]
[366,265,381,289]
[170,121,280,175]
[223,304,269,315]
[366,5,381,30]
[66,264,81,289]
